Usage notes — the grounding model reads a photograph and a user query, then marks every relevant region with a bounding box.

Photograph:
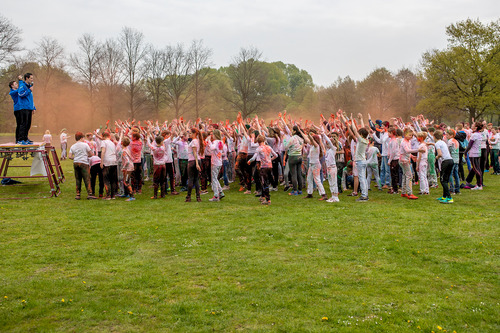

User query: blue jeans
[356,160,368,198]
[449,163,460,193]
[380,156,391,186]
[222,160,230,186]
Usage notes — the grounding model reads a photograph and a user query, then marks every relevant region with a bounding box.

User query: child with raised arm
[247,134,278,205]
[322,130,340,202]
[302,131,328,200]
[399,129,423,200]
[100,131,119,199]
[186,128,204,202]
[208,129,225,201]
[148,135,168,199]
[434,130,454,203]
[68,132,96,200]
[416,132,429,195]
[387,128,400,194]
[120,137,135,201]
[129,130,143,194]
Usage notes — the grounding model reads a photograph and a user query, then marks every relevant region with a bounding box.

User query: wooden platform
[0,142,64,198]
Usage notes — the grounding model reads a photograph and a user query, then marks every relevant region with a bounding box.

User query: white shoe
[471,186,483,190]
[326,197,335,203]
[222,185,230,191]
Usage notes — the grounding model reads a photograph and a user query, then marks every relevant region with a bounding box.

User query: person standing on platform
[17,73,36,145]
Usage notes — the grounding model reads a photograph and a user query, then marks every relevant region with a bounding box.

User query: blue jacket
[9,88,21,111]
[17,80,36,111]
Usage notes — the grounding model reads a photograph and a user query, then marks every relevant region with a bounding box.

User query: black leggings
[465,156,482,186]
[165,162,175,191]
[390,160,400,191]
[440,159,454,198]
[187,160,200,198]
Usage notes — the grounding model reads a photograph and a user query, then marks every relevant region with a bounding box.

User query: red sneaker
[401,194,408,198]
[407,194,419,200]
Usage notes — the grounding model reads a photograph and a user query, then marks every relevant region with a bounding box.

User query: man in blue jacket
[17,73,36,145]
[9,78,23,144]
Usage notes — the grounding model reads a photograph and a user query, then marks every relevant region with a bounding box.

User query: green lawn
[0,154,498,332]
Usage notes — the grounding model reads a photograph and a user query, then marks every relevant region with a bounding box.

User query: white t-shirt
[188,139,200,161]
[100,139,117,166]
[69,141,90,165]
[435,140,452,163]
[60,133,69,144]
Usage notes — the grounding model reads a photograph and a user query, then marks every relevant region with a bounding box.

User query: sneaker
[356,197,369,202]
[387,190,396,194]
[75,195,81,200]
[196,197,202,202]
[209,196,220,202]
[446,197,454,203]
[463,184,473,189]
[283,185,290,191]
[401,194,408,198]
[239,186,245,192]
[289,191,298,196]
[126,197,136,201]
[270,187,278,191]
[303,194,313,199]
[439,197,452,204]
[254,192,262,197]
[382,185,389,189]
[118,194,129,198]
[407,194,418,200]
[471,186,483,190]
[318,194,328,201]
[326,197,335,203]
[222,185,230,191]
[244,190,252,194]
[436,196,446,201]
[347,192,358,197]
[261,200,270,205]
[185,197,191,202]
[297,191,303,195]
[219,193,225,199]
[200,190,209,195]
[16,141,24,145]
[332,196,340,202]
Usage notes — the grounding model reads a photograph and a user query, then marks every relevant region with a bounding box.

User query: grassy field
[0,153,498,332]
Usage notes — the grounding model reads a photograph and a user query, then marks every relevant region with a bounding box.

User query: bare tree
[119,27,147,118]
[164,44,193,118]
[32,36,65,91]
[69,34,101,127]
[224,47,270,118]
[0,14,22,65]
[96,38,124,121]
[144,46,167,119]
[189,39,212,118]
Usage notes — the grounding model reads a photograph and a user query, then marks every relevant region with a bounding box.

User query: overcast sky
[2,0,498,86]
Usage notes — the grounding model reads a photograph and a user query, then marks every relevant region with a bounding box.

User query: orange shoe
[401,194,408,198]
[407,194,419,200]
[239,186,245,192]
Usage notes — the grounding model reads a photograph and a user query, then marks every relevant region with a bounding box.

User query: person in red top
[129,130,143,194]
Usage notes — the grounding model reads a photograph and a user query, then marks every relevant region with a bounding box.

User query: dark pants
[390,160,400,191]
[18,109,33,141]
[132,162,143,192]
[123,170,134,197]
[187,160,200,198]
[153,164,166,198]
[165,162,175,191]
[480,148,488,173]
[288,155,303,192]
[440,159,454,198]
[179,159,188,187]
[235,152,247,186]
[74,163,91,196]
[260,167,272,201]
[90,164,104,196]
[465,156,482,186]
[271,158,280,188]
[201,157,211,191]
[14,111,22,142]
[102,165,118,198]
[458,152,465,181]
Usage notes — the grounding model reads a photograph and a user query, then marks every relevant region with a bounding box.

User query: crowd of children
[63,111,499,204]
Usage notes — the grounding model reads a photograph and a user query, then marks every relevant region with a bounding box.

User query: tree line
[0,15,498,134]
